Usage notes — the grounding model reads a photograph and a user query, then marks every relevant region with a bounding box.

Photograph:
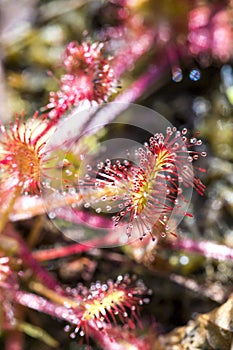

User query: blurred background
[0,0,233,349]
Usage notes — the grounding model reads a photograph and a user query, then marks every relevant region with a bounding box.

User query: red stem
[33,241,98,261]
[6,225,64,293]
[5,305,24,350]
[34,235,233,262]
[5,330,24,350]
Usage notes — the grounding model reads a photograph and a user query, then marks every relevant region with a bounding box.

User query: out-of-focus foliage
[0,1,233,349]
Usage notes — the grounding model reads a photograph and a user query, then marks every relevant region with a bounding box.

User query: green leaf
[17,321,59,347]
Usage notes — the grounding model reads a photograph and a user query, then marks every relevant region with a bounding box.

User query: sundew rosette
[0,113,58,233]
[46,41,119,121]
[62,275,151,340]
[79,126,206,242]
[0,113,55,197]
[42,103,206,247]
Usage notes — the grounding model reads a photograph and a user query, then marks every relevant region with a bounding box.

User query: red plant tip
[63,41,105,73]
[67,275,150,338]
[79,127,206,240]
[47,41,119,120]
[0,113,52,195]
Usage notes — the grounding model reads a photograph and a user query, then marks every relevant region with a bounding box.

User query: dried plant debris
[154,294,233,350]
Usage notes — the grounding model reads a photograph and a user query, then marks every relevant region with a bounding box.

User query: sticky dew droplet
[48,212,56,219]
[65,169,72,176]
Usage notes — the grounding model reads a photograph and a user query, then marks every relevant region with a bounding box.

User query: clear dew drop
[70,332,76,339]
[143,298,150,304]
[74,327,80,334]
[189,68,201,81]
[102,284,108,291]
[48,212,56,219]
[64,325,71,332]
[96,207,102,213]
[178,176,183,183]
[201,152,207,157]
[117,275,123,282]
[190,138,197,144]
[105,205,112,211]
[161,232,166,238]
[65,169,72,176]
[177,187,182,194]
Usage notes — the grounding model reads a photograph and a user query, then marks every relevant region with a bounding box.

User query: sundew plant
[0,1,233,350]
